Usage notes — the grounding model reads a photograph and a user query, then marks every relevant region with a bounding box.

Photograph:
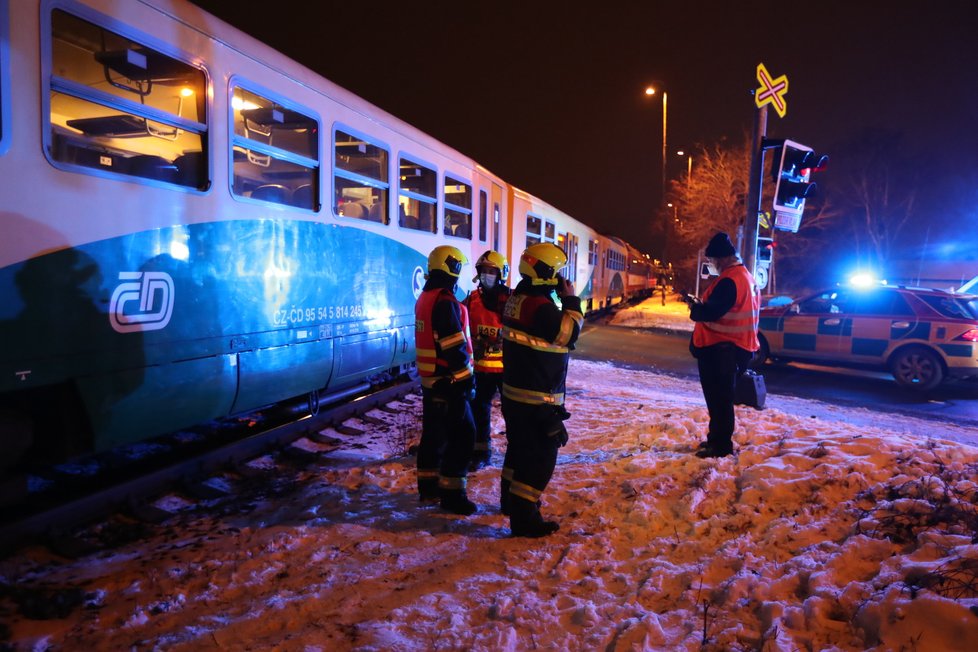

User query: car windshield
[916,294,978,320]
[796,290,845,314]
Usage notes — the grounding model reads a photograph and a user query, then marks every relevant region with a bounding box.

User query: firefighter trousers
[500,398,562,503]
[472,372,503,455]
[419,387,476,483]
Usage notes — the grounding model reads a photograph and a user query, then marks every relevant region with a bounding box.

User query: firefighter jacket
[463,285,512,374]
[691,263,760,352]
[415,281,474,390]
[501,280,584,406]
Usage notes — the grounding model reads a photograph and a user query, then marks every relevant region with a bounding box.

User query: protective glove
[454,376,476,401]
[431,377,452,396]
[543,407,569,447]
[547,420,569,447]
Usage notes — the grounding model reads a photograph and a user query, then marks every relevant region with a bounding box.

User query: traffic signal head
[772,140,828,221]
[757,237,775,265]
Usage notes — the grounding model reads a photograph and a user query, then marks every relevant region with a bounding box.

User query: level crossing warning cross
[755,63,788,118]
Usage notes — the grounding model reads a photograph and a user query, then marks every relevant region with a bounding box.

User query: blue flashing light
[849,272,887,288]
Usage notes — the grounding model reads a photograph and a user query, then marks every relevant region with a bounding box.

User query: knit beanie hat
[705,232,736,257]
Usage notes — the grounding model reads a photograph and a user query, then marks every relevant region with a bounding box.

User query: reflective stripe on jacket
[415,288,474,388]
[692,264,760,351]
[501,285,584,406]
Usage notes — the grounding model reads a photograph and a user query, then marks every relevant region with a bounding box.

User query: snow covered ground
[2,298,978,651]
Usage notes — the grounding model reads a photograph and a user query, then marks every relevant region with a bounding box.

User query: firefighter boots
[509,496,559,538]
[440,489,477,515]
[418,477,439,503]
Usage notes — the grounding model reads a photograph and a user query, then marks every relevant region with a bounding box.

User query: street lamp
[676,149,692,192]
[644,85,667,202]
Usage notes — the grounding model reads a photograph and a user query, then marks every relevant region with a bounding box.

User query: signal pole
[743,103,767,279]
[746,63,789,283]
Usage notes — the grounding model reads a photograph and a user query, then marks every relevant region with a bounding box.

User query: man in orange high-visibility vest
[684,232,760,458]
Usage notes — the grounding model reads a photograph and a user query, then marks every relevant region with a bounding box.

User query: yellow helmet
[519,243,567,286]
[474,250,510,282]
[427,245,467,278]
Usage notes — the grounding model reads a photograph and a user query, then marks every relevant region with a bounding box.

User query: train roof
[143,0,642,251]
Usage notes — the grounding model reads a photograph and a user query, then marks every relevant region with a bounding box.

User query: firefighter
[415,245,478,515]
[462,250,512,470]
[500,243,584,537]
[683,232,760,458]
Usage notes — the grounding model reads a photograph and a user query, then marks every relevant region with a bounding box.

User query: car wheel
[749,336,770,370]
[889,346,944,390]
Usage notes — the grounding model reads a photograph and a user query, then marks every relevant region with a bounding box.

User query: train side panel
[0,0,657,468]
[0,0,481,454]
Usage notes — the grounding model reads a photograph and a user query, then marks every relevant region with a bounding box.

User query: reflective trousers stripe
[417,468,439,481]
[510,480,542,502]
[502,383,564,406]
[438,475,467,490]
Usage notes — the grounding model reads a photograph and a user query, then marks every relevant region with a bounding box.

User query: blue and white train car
[0,0,654,478]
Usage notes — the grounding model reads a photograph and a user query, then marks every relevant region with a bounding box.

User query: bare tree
[662,132,845,293]
[667,134,750,258]
[836,129,916,268]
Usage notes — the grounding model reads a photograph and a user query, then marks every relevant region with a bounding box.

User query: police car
[753,283,978,390]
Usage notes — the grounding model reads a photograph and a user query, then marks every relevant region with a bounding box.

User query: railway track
[0,379,420,557]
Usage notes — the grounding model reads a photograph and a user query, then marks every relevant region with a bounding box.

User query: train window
[443,176,472,239]
[48,10,207,188]
[545,221,556,242]
[398,157,437,232]
[563,233,579,283]
[478,190,488,243]
[230,85,319,209]
[493,202,501,252]
[588,239,599,265]
[526,214,542,247]
[334,128,388,223]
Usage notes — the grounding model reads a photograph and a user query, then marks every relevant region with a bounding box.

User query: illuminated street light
[644,85,667,202]
[676,150,692,191]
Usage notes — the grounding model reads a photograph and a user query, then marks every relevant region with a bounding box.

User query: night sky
[189,0,978,256]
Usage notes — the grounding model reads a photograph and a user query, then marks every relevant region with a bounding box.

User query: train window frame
[525,213,557,248]
[228,78,320,211]
[493,200,501,252]
[397,154,438,233]
[558,232,579,283]
[42,3,210,191]
[526,213,542,247]
[332,124,389,224]
[443,173,472,240]
[478,189,488,243]
[0,0,9,156]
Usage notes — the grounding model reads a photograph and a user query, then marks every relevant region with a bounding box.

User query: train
[0,0,657,493]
